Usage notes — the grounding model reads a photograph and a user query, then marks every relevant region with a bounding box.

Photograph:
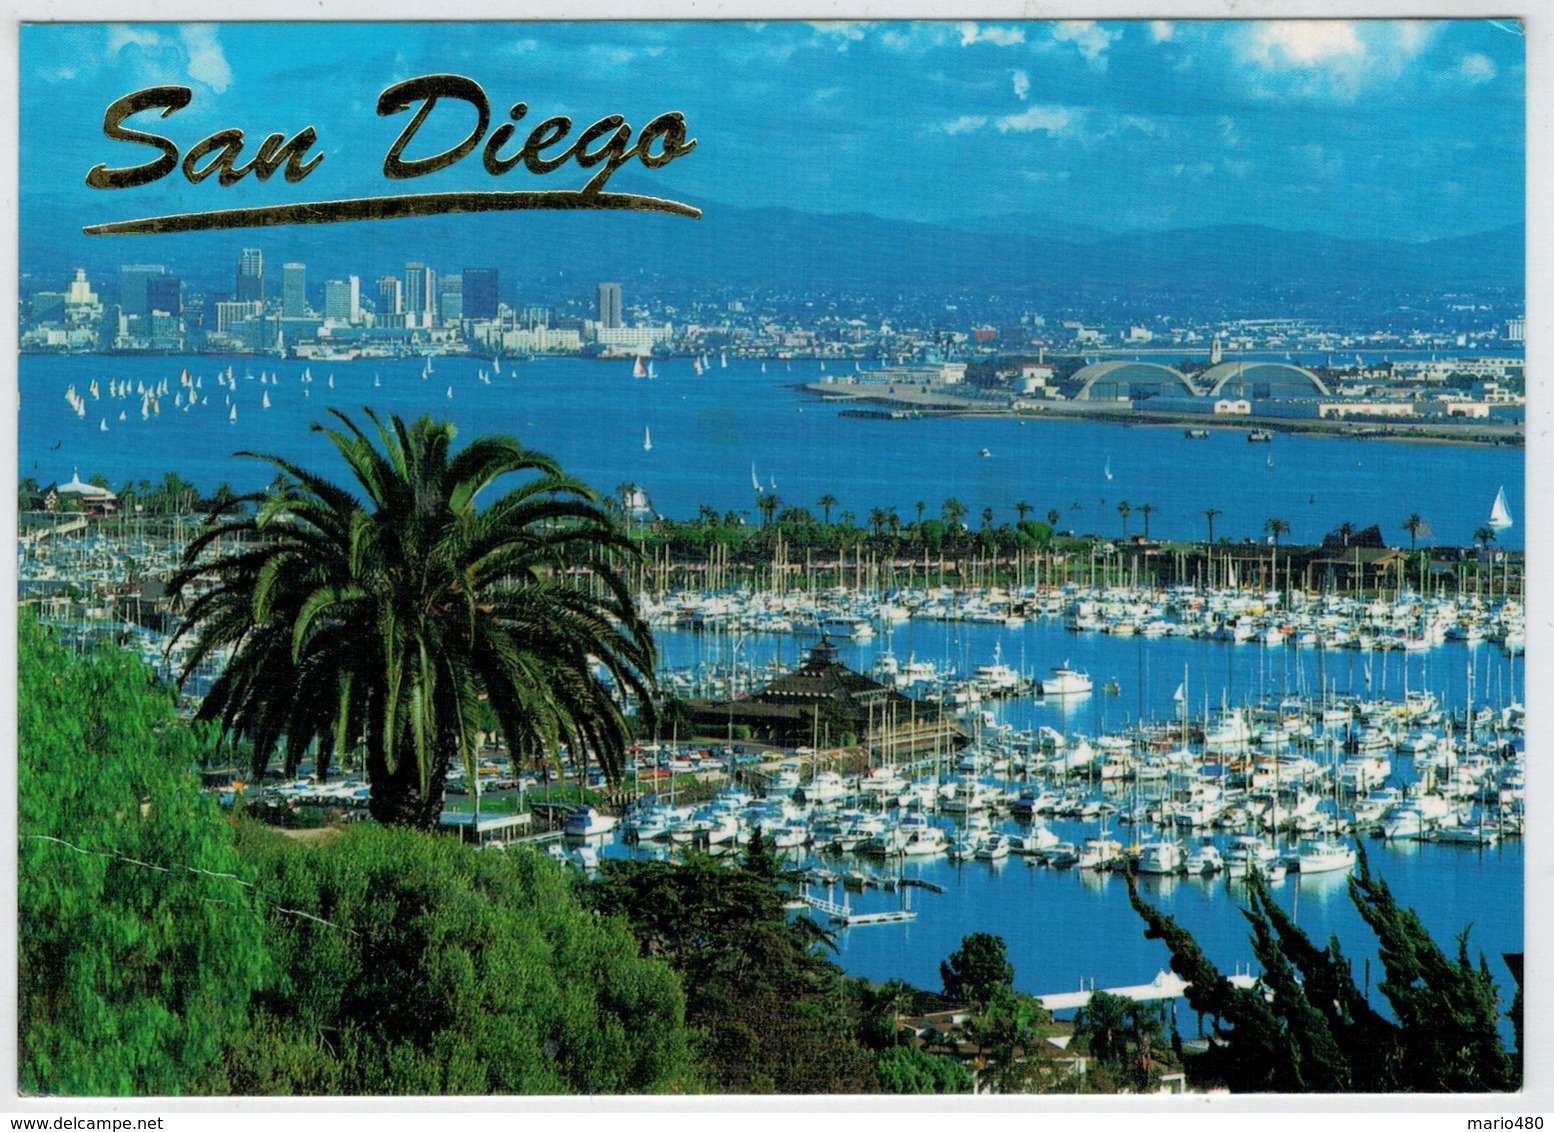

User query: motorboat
[564,805,618,838]
[1296,837,1357,874]
[1041,663,1092,696]
[1136,837,1185,875]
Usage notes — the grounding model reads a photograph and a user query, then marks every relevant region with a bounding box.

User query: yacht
[1224,834,1280,877]
[1136,837,1185,875]
[1078,836,1123,870]
[563,805,618,837]
[1186,837,1225,875]
[1296,837,1357,875]
[1041,663,1093,696]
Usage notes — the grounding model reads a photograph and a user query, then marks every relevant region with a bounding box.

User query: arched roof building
[1201,361,1330,399]
[1071,361,1199,401]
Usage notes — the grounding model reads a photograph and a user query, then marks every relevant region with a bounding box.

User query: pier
[1036,968,1261,1012]
[801,885,918,927]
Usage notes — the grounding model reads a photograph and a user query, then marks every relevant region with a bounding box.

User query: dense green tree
[168,409,655,829]
[225,823,695,1094]
[1125,851,1520,1093]
[941,932,1014,1009]
[18,613,267,1095]
[876,1045,971,1094]
[1074,990,1168,1091]
[590,851,874,1092]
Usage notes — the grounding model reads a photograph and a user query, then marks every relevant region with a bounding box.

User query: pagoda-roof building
[684,637,965,752]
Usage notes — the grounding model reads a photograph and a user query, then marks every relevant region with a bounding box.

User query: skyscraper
[404,263,436,327]
[118,264,166,321]
[377,276,403,316]
[597,282,622,329]
[462,268,499,320]
[235,248,264,303]
[281,262,307,318]
[323,277,360,323]
[145,275,181,318]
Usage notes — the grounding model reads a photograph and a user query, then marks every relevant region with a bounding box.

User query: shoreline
[800,385,1524,448]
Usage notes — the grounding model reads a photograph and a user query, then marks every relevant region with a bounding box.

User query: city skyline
[21,19,1525,249]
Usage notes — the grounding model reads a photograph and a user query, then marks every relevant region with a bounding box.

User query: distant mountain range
[21,188,1524,302]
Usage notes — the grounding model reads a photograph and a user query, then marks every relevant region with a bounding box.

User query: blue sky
[21,19,1525,242]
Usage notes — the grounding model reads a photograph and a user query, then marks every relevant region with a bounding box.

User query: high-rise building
[281,262,307,318]
[377,275,403,316]
[405,262,436,327]
[597,282,622,329]
[145,275,181,318]
[235,248,264,303]
[323,277,360,323]
[118,264,166,321]
[462,268,499,321]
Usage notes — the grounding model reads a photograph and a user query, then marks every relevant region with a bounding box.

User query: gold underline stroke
[83,190,702,235]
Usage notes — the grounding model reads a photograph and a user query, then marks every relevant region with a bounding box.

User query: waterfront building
[117,265,166,322]
[63,268,101,325]
[281,263,308,318]
[684,637,963,752]
[376,275,402,317]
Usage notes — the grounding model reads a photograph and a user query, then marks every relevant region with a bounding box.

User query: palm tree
[1014,501,1032,525]
[915,500,927,527]
[981,507,994,529]
[1203,507,1222,545]
[1474,525,1496,553]
[942,498,967,529]
[1138,503,1156,541]
[1117,500,1131,537]
[167,409,656,829]
[1336,520,1355,547]
[1264,517,1290,546]
[1401,512,1426,550]
[818,493,838,525]
[868,507,889,538]
[757,493,779,527]
[698,504,720,528]
[1046,509,1060,529]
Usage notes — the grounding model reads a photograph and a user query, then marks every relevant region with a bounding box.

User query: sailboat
[229,404,237,424]
[493,357,501,375]
[327,374,334,389]
[646,361,657,379]
[374,374,381,388]
[446,385,453,399]
[693,357,703,376]
[751,463,763,492]
[633,356,646,378]
[720,352,728,368]
[99,418,108,431]
[643,426,652,452]
[761,362,767,374]
[1104,457,1112,481]
[1488,486,1513,531]
[262,390,271,409]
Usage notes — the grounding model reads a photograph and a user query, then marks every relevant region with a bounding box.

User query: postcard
[8,10,1540,1118]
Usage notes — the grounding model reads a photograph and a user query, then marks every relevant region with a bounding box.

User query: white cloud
[1222,158,1254,178]
[1119,114,1160,136]
[1150,21,1174,43]
[179,25,231,92]
[1458,53,1498,83]
[1012,70,1029,100]
[958,22,1025,48]
[1171,162,1215,183]
[996,104,1073,134]
[941,115,988,135]
[107,25,161,53]
[1020,169,1070,184]
[1243,21,1363,68]
[1052,21,1119,69]
[1218,115,1241,146]
[807,21,868,49]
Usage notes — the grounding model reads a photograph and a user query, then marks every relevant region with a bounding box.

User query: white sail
[1104,457,1112,481]
[643,426,652,451]
[751,463,763,492]
[262,391,271,409]
[99,418,107,431]
[229,404,237,423]
[1488,486,1513,530]
[633,356,647,378]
